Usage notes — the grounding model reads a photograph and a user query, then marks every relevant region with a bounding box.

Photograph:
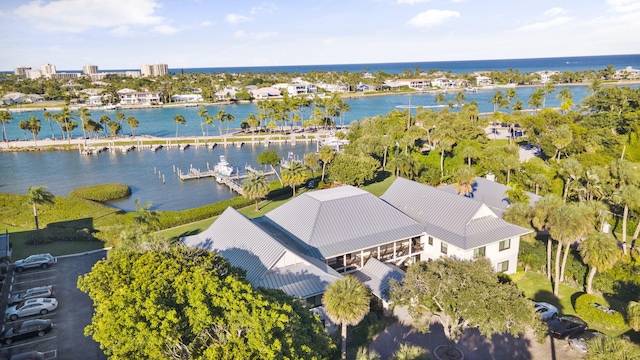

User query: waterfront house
[117,88,162,105]
[615,66,640,79]
[475,75,493,87]
[171,94,204,102]
[249,87,282,99]
[182,178,530,316]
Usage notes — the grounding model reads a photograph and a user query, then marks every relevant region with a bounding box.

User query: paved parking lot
[0,250,108,360]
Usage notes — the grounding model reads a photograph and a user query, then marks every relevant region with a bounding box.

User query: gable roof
[381,177,531,249]
[181,207,342,299]
[264,186,425,259]
[439,177,541,216]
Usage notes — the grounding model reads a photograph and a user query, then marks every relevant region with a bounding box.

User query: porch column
[360,250,364,268]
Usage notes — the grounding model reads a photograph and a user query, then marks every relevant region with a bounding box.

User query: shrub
[593,261,640,302]
[70,184,132,202]
[155,196,255,229]
[574,294,627,330]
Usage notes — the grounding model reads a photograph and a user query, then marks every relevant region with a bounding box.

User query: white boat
[465,86,477,93]
[179,143,190,151]
[151,144,163,152]
[214,155,234,178]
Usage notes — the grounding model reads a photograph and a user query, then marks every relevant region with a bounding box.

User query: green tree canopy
[78,247,334,359]
[257,150,280,167]
[327,153,379,186]
[390,257,544,355]
[242,172,270,210]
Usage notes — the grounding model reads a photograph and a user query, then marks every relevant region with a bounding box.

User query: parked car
[534,302,558,320]
[1,319,53,345]
[8,286,54,306]
[9,351,46,360]
[13,253,56,273]
[568,329,603,354]
[547,315,587,338]
[5,298,58,321]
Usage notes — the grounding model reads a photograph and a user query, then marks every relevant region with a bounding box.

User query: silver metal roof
[351,258,405,302]
[381,177,532,249]
[264,186,425,259]
[439,176,541,216]
[181,207,343,299]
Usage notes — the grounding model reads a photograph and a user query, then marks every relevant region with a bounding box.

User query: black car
[547,315,587,338]
[1,319,53,345]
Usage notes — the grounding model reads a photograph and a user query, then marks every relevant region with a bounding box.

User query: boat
[465,86,477,93]
[179,143,190,151]
[151,144,163,152]
[214,155,234,179]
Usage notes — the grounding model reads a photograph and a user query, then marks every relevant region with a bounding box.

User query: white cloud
[250,2,277,15]
[544,7,565,16]
[226,13,252,24]
[517,16,572,31]
[407,9,460,28]
[607,0,640,12]
[397,0,430,4]
[14,0,164,33]
[152,25,179,35]
[110,26,134,37]
[234,30,277,40]
[200,21,213,27]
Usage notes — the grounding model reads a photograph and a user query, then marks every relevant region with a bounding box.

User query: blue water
[4,84,631,141]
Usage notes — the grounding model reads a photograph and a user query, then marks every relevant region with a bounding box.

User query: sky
[1,0,639,71]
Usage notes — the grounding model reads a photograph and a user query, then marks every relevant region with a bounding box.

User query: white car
[8,285,54,306]
[534,302,558,320]
[5,298,58,321]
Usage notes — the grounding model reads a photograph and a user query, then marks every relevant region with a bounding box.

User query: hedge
[69,184,132,202]
[575,294,627,330]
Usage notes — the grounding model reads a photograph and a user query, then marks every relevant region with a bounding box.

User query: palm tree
[108,121,121,137]
[126,116,139,137]
[304,152,320,178]
[116,111,125,130]
[99,114,111,137]
[556,88,574,113]
[19,120,29,140]
[454,91,466,108]
[215,110,228,137]
[281,161,306,197]
[559,159,583,204]
[242,172,270,211]
[528,89,544,112]
[27,116,41,147]
[59,107,74,144]
[579,232,620,294]
[392,344,430,360]
[611,185,640,255]
[77,107,91,140]
[27,186,55,230]
[531,194,563,280]
[355,347,380,360]
[490,91,505,113]
[132,199,160,232]
[196,107,208,137]
[42,111,55,139]
[319,145,335,182]
[548,203,593,296]
[173,114,186,137]
[0,110,13,147]
[453,167,475,197]
[322,276,370,360]
[435,138,453,180]
[542,82,556,108]
[460,146,479,168]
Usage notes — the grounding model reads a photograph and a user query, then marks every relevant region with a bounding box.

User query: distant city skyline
[1,0,639,71]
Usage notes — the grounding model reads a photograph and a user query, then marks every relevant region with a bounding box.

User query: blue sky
[1,0,639,71]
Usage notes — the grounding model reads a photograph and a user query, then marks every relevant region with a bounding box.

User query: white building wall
[273,250,305,268]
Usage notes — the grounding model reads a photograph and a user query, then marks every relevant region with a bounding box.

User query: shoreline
[4,79,640,113]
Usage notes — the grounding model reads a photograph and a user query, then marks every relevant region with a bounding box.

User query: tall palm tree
[27,186,55,230]
[319,145,335,182]
[528,89,544,112]
[42,111,55,139]
[126,116,139,137]
[548,203,593,296]
[460,146,479,168]
[0,110,13,147]
[19,120,29,140]
[542,82,556,108]
[242,172,270,211]
[611,185,640,255]
[116,111,125,130]
[100,114,111,137]
[579,232,620,294]
[60,107,74,144]
[77,107,91,139]
[490,91,505,113]
[355,347,380,360]
[559,159,583,204]
[173,114,186,137]
[196,107,208,137]
[454,91,466,108]
[27,116,41,147]
[215,110,228,137]
[531,194,563,280]
[322,276,370,360]
[281,161,306,197]
[304,152,320,178]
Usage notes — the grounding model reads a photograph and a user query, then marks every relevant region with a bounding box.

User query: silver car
[13,253,56,273]
[8,286,54,306]
[5,298,58,321]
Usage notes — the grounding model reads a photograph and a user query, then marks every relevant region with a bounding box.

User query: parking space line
[12,276,57,285]
[4,313,57,325]
[0,335,56,350]
[44,349,57,359]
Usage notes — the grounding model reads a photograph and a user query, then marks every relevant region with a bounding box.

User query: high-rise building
[83,64,98,75]
[14,66,31,76]
[141,63,168,77]
[25,69,42,79]
[41,63,56,75]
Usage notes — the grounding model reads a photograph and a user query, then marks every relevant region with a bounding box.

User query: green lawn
[7,230,106,260]
[514,271,632,337]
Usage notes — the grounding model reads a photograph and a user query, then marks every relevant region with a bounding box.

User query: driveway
[1,249,107,360]
[369,319,583,360]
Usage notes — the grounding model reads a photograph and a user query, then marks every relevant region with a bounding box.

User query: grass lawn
[362,175,396,197]
[8,229,106,260]
[514,271,632,337]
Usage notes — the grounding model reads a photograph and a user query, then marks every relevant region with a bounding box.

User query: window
[498,261,509,273]
[441,242,448,254]
[499,239,511,251]
[428,236,433,246]
[306,294,323,308]
[473,246,486,257]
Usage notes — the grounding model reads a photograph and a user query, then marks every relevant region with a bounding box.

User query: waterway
[1,83,638,211]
